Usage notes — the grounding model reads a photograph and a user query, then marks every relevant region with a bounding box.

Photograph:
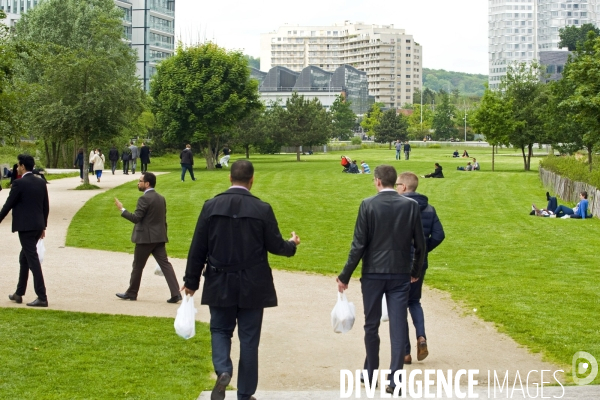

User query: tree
[272,92,331,161]
[360,103,384,136]
[374,109,408,148]
[431,91,458,140]
[15,0,144,177]
[151,42,261,169]
[407,104,433,140]
[330,95,356,140]
[559,23,600,51]
[471,86,514,171]
[229,105,268,158]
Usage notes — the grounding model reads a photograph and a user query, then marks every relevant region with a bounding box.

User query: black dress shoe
[9,293,23,304]
[211,372,231,400]
[167,295,182,303]
[116,293,137,301]
[26,298,48,307]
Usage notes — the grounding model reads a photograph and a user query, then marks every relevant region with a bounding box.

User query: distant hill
[423,68,488,97]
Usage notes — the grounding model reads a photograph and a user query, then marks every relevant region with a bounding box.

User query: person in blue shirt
[553,191,589,219]
[361,161,371,174]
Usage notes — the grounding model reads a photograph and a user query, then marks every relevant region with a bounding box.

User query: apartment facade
[489,0,600,89]
[0,0,175,91]
[260,22,423,108]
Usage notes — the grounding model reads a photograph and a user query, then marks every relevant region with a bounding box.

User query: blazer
[338,190,425,284]
[139,146,151,163]
[129,145,139,160]
[121,190,169,244]
[0,173,49,232]
[184,188,297,308]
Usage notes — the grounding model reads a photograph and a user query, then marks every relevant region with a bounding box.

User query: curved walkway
[0,172,565,392]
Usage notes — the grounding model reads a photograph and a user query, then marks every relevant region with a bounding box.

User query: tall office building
[489,0,600,89]
[0,0,175,91]
[260,22,423,108]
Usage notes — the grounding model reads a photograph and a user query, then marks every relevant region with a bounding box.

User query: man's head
[580,191,588,199]
[130,141,134,145]
[373,165,397,190]
[186,144,191,149]
[435,163,440,168]
[230,160,254,188]
[396,172,418,194]
[472,158,477,162]
[138,172,156,192]
[17,154,34,173]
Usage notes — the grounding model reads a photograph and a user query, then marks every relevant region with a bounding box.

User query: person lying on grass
[551,191,590,219]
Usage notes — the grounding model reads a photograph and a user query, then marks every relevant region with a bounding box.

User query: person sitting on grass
[552,191,591,219]
[472,158,480,170]
[360,160,371,174]
[346,160,360,174]
[452,150,459,158]
[462,150,470,158]
[423,163,444,178]
[457,162,473,171]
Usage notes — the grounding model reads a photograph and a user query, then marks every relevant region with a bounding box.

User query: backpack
[341,157,350,167]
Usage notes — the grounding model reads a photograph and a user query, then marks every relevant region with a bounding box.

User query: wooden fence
[539,167,600,217]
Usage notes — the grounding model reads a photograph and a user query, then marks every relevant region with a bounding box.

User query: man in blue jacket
[396,172,445,364]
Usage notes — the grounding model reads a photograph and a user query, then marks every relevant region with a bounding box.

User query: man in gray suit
[114,172,181,303]
[129,141,139,174]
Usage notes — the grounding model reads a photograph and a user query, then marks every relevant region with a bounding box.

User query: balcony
[149,40,174,50]
[148,1,174,17]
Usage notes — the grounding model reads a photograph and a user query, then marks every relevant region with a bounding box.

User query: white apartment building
[0,0,175,91]
[260,22,423,108]
[489,0,600,89]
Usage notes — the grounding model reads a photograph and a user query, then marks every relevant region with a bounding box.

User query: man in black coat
[183,160,300,400]
[139,142,151,173]
[121,144,131,174]
[337,165,425,395]
[0,154,50,307]
[108,145,119,175]
[396,172,445,364]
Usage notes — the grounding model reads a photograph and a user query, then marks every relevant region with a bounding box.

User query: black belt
[208,255,264,273]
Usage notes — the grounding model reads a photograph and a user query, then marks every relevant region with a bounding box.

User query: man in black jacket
[108,145,119,175]
[396,172,445,364]
[179,144,196,182]
[183,160,299,400]
[337,165,425,395]
[0,154,50,307]
[122,144,131,175]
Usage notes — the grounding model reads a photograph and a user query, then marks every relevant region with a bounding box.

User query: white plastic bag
[381,294,389,322]
[37,239,45,264]
[331,292,356,334]
[174,294,197,339]
[154,262,164,276]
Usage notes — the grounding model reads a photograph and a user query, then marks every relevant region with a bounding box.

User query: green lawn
[0,308,214,399]
[63,146,600,384]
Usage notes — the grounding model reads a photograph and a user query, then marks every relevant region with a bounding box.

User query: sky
[175,0,489,75]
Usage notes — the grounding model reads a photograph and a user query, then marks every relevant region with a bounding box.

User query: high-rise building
[260,21,423,108]
[489,0,600,89]
[0,0,175,91]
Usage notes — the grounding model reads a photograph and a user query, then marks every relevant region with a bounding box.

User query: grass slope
[66,147,600,384]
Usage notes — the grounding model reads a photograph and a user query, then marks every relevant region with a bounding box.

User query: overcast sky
[175,0,489,75]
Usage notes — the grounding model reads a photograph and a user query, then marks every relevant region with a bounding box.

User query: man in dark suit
[183,160,300,400]
[139,142,150,173]
[337,165,425,395]
[114,172,181,303]
[0,154,50,307]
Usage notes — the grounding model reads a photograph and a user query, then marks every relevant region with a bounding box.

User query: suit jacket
[184,188,297,308]
[121,190,168,244]
[139,146,151,163]
[129,145,139,160]
[0,173,49,232]
[338,190,425,284]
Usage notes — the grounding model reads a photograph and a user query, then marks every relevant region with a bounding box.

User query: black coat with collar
[184,188,297,308]
[0,173,49,232]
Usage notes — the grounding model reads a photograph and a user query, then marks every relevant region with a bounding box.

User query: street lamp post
[463,101,467,142]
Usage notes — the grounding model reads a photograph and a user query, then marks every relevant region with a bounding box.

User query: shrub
[427,144,441,149]
[350,137,362,145]
[540,155,600,188]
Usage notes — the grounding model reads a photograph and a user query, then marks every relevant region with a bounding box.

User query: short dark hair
[231,160,254,183]
[374,165,397,188]
[18,154,35,172]
[435,163,440,167]
[142,172,156,188]
[581,191,588,199]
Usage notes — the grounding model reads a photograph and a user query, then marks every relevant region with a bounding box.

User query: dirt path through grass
[0,173,563,390]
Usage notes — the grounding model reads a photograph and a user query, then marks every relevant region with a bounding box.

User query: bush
[350,137,362,145]
[540,155,600,188]
[427,144,441,149]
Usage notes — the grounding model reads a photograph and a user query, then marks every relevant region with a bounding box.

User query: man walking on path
[180,144,196,182]
[129,141,139,174]
[183,160,300,400]
[396,172,445,364]
[114,172,181,303]
[404,141,411,160]
[337,165,424,395]
[139,143,150,173]
[122,144,131,174]
[395,140,402,160]
[0,154,50,307]
[108,145,119,175]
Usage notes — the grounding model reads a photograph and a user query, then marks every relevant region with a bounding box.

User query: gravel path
[0,172,564,391]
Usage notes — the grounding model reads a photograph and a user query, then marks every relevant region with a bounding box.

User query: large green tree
[407,104,433,140]
[559,23,600,51]
[360,102,384,137]
[330,95,356,140]
[0,10,23,144]
[151,42,261,169]
[431,91,458,140]
[15,0,143,176]
[229,105,268,159]
[374,109,408,148]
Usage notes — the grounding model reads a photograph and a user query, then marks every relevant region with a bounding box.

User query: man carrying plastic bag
[336,165,425,396]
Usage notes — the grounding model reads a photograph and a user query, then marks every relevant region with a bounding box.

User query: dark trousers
[78,166,83,179]
[209,306,264,400]
[131,159,137,173]
[122,160,129,173]
[125,243,179,297]
[88,163,94,174]
[404,151,410,160]
[406,268,427,354]
[141,162,148,173]
[361,275,410,387]
[16,230,47,301]
[111,160,118,174]
[181,163,195,181]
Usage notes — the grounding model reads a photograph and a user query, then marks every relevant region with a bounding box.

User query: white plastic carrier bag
[331,292,356,334]
[381,294,389,323]
[174,294,197,339]
[37,239,45,264]
[154,262,164,276]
